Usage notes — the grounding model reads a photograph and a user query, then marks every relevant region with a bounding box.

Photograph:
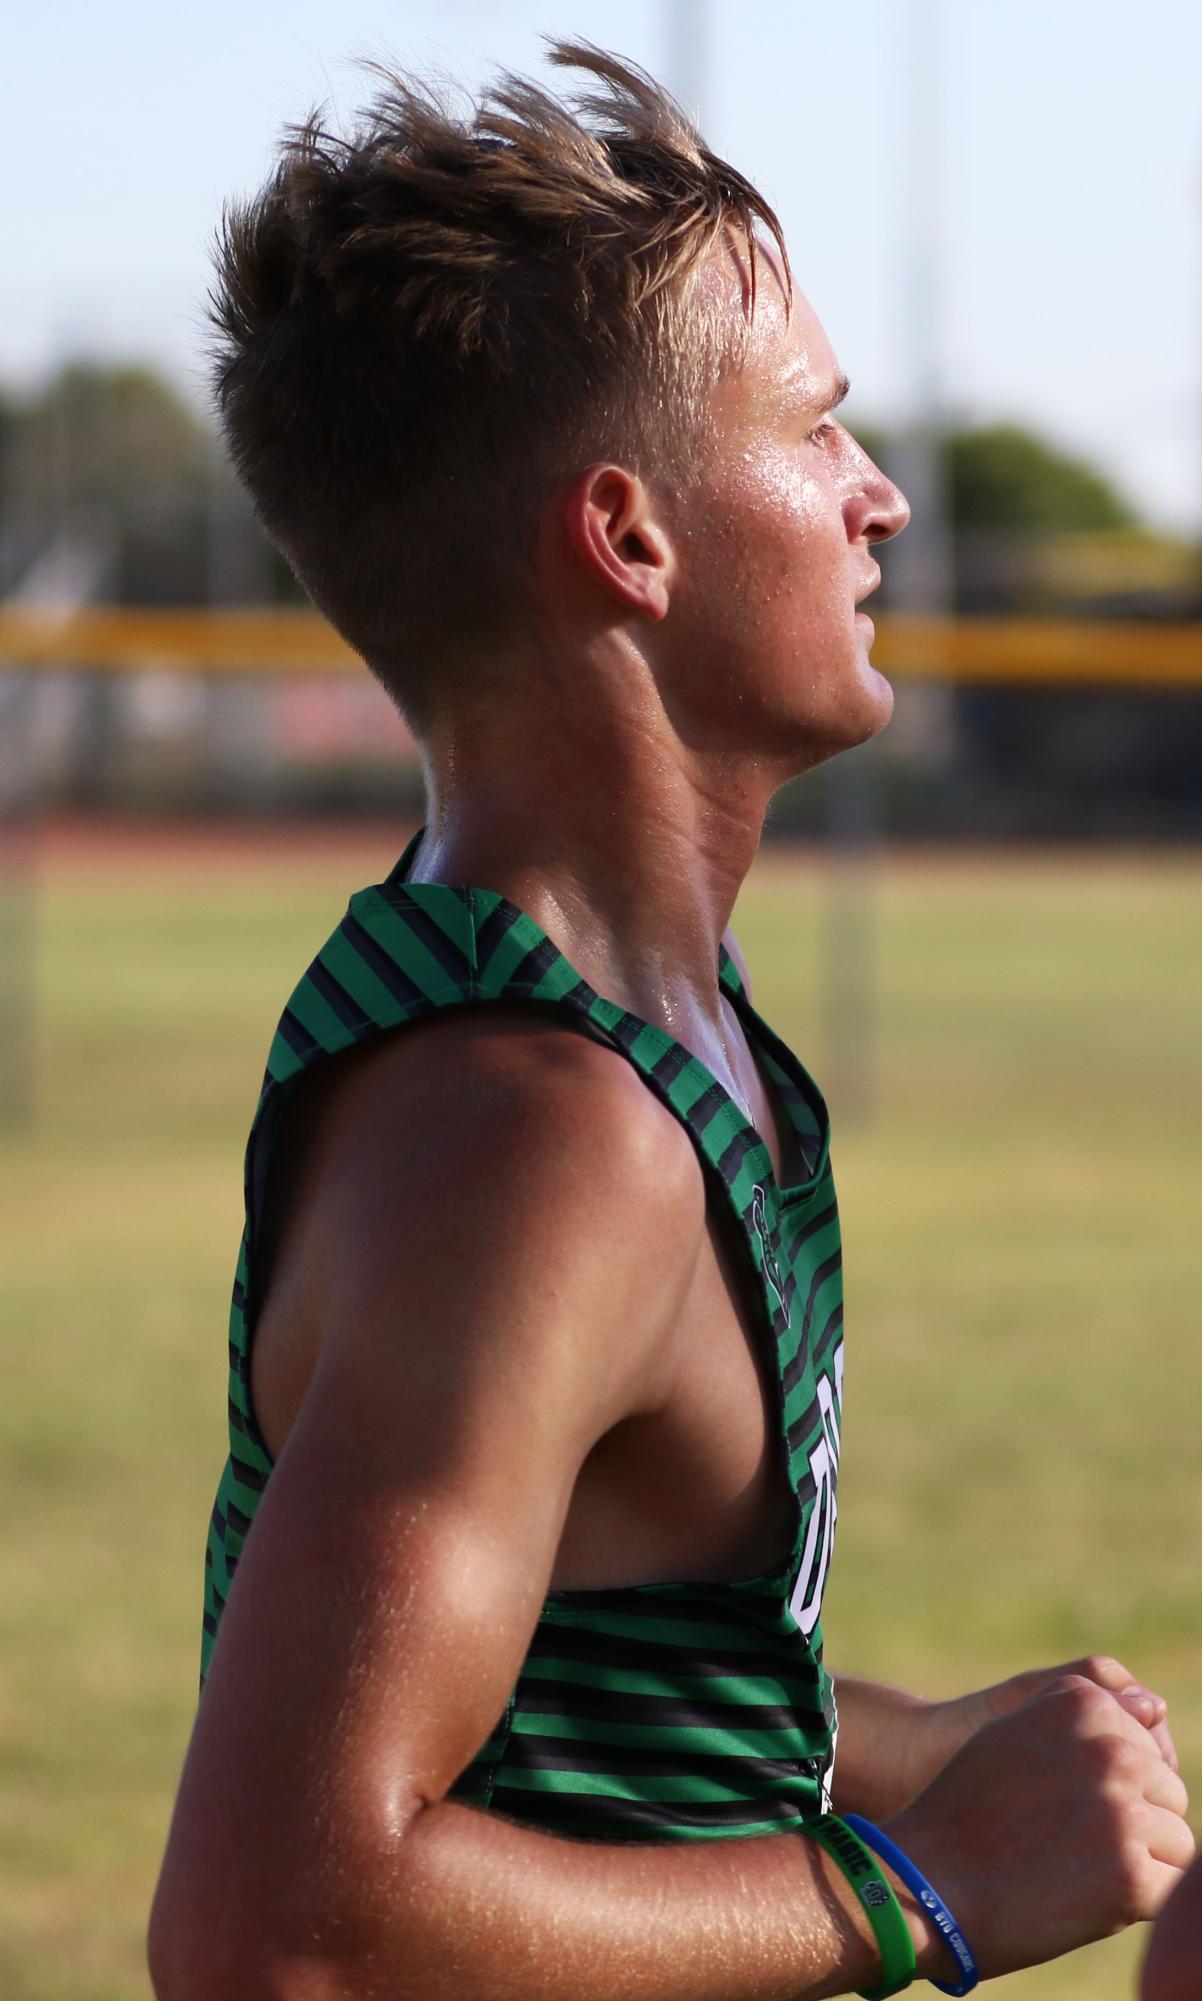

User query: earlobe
[565,463,674,623]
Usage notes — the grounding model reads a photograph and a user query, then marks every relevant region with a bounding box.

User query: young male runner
[149,44,1192,1999]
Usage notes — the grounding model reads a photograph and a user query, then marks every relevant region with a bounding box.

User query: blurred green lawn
[1,829,1199,2001]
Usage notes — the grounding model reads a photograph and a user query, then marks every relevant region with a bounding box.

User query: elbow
[149,1919,324,2001]
[148,1864,304,2001]
[149,1914,337,2001]
[148,1873,251,2001]
[148,1839,414,2001]
[148,1766,438,2000]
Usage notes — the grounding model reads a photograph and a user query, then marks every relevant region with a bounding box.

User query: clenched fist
[883,1674,1194,1983]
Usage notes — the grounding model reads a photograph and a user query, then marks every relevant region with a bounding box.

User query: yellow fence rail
[2,606,1202,686]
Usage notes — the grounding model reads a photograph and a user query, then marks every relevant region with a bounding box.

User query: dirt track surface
[29,817,423,873]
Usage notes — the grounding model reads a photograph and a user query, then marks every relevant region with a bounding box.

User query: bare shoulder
[299,1001,706,1234]
[261,1002,708,1435]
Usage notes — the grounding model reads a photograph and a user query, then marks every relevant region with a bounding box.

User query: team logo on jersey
[749,1184,787,1313]
[788,1339,844,1639]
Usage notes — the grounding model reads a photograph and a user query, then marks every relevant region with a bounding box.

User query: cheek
[724,445,822,533]
[715,450,849,625]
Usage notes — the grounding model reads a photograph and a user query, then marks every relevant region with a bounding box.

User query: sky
[7,0,1202,531]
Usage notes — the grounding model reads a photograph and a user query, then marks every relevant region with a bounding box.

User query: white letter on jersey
[788,1340,844,1638]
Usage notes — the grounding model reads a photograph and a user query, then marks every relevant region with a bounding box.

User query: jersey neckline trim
[385,824,832,1219]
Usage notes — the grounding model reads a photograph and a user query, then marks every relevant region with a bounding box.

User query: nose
[846,447,911,545]
[862,467,911,545]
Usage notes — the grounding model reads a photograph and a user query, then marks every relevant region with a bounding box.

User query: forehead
[755,287,838,407]
[696,234,841,417]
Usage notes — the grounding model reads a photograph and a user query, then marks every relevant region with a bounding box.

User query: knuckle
[1081,1653,1123,1684]
[1057,1673,1111,1720]
[1051,1672,1089,1704]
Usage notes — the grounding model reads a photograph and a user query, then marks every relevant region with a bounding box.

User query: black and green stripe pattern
[202,828,846,1840]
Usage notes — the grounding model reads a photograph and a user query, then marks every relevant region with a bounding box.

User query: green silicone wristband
[803,1812,917,2000]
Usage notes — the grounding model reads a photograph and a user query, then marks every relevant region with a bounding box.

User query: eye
[805,418,837,445]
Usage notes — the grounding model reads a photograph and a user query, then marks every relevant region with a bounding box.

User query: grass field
[1,823,1199,2001]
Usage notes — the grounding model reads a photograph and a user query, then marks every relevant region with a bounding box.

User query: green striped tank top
[202,826,846,1842]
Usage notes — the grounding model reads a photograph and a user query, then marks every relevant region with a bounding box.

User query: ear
[564,463,675,622]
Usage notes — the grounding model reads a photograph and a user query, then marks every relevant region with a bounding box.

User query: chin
[858,662,895,737]
[788,657,894,770]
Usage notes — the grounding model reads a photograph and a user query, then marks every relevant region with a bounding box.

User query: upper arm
[153,1013,706,1962]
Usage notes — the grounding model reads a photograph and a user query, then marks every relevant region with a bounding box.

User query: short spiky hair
[204,40,790,730]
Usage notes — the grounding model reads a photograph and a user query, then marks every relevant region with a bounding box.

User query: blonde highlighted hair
[204,40,790,727]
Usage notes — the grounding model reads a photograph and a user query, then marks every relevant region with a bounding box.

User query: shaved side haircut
[203,41,790,729]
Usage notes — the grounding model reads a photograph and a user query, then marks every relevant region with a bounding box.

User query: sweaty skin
[149,241,1193,2000]
[1141,1850,1202,1999]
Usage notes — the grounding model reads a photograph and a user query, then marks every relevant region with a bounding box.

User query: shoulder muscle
[273,1003,706,1443]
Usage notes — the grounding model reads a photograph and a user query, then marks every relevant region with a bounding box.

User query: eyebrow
[781,370,852,416]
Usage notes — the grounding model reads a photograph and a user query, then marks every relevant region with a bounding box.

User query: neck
[408,635,786,1044]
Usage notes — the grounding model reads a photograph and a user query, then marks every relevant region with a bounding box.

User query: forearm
[153,1798,938,2001]
[828,1674,928,1821]
[391,1803,889,2001]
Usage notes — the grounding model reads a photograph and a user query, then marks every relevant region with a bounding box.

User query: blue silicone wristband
[842,1816,979,1996]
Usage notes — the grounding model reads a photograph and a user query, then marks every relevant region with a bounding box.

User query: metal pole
[0,407,37,1130]
[887,0,955,714]
[202,426,275,812]
[823,0,952,1122]
[0,669,37,1128]
[666,0,709,125]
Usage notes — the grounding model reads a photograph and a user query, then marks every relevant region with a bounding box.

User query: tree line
[2,360,1197,618]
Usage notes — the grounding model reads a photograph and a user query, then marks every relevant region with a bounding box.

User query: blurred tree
[849,414,1137,535]
[946,422,1136,533]
[1,362,212,607]
[0,362,292,610]
[6,362,207,517]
